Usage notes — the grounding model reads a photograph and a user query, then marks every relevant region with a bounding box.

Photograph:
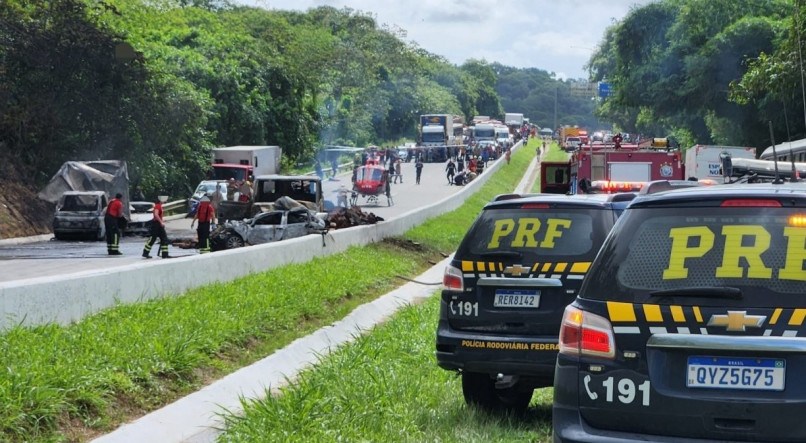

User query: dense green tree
[731,1,806,145]
[589,0,790,148]
[0,0,547,199]
[0,0,213,195]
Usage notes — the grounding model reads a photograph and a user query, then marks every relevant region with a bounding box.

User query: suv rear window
[456,206,609,261]
[582,206,806,305]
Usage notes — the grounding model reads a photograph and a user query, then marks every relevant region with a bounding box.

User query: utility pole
[553,85,558,133]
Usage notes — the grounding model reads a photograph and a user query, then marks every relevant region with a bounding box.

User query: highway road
[0,159,491,284]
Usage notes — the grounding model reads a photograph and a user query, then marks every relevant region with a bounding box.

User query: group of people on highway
[102,138,514,258]
[444,146,504,186]
[104,191,217,259]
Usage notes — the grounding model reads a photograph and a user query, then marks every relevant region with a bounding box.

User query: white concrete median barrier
[0,145,516,330]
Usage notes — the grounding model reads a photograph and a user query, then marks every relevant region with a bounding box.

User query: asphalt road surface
[0,159,494,283]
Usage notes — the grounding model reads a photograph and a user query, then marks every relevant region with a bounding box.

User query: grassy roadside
[0,142,535,442]
[218,140,555,442]
[220,297,553,443]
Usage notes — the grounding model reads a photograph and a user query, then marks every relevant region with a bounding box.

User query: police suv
[436,193,633,413]
[553,182,806,442]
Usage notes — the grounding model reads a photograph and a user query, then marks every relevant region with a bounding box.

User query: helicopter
[350,154,393,207]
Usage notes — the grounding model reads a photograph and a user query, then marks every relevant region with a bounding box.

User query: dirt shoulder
[0,180,53,239]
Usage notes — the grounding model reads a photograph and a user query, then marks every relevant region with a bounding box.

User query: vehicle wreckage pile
[326,206,384,229]
[173,199,386,251]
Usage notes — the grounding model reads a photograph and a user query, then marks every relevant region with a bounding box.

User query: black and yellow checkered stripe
[606,301,806,337]
[460,260,591,280]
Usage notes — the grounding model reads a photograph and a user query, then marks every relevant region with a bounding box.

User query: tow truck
[539,137,685,194]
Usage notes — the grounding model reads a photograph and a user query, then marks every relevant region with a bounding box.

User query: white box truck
[684,145,756,180]
[211,145,282,182]
[504,112,524,127]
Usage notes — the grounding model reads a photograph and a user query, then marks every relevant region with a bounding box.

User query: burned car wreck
[210,205,327,251]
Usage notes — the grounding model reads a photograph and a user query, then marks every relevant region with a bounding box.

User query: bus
[760,138,806,162]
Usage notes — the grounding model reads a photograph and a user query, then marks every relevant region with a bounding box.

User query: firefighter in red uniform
[190,193,215,254]
[104,193,125,255]
[142,198,171,259]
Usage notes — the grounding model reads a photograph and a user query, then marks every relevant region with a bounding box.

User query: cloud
[253,0,656,78]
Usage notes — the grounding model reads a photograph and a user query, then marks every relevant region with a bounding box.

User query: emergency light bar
[590,180,645,193]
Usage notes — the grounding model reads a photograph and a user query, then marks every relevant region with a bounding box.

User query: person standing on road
[238,179,252,203]
[394,158,402,184]
[445,158,456,185]
[336,185,350,208]
[210,184,222,229]
[104,192,125,255]
[388,159,396,184]
[226,178,237,201]
[191,193,215,254]
[142,198,171,259]
[415,157,424,185]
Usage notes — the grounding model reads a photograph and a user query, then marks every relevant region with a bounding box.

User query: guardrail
[163,199,188,216]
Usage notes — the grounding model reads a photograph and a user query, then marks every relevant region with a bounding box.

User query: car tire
[225,233,244,249]
[461,372,532,414]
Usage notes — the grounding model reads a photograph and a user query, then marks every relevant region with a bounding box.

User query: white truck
[211,146,282,182]
[473,122,496,142]
[684,145,756,180]
[419,114,455,162]
[495,126,512,148]
[504,112,524,128]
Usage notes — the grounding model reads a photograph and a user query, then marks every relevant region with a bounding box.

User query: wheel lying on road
[461,372,532,414]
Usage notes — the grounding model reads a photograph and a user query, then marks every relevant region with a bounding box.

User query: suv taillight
[721,199,781,207]
[443,264,464,291]
[558,305,616,359]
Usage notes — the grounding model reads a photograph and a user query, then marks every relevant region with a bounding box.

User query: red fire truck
[539,139,685,194]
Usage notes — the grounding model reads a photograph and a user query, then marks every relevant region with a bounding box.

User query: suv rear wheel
[461,372,532,414]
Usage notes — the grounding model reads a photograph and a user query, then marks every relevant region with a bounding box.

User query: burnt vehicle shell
[52,191,108,241]
[125,201,154,236]
[211,207,326,251]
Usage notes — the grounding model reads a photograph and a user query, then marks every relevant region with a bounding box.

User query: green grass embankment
[0,141,536,442]
[220,297,552,443]
[219,141,555,442]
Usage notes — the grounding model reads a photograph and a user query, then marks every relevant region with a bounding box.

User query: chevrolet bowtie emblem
[503,264,529,276]
[707,311,765,332]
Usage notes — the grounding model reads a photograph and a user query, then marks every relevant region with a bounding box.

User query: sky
[239,0,656,80]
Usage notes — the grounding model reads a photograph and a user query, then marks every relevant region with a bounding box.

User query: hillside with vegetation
[3,0,805,238]
[588,0,801,149]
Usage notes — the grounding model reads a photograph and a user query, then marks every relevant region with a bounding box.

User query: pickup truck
[210,206,327,251]
[217,175,324,222]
